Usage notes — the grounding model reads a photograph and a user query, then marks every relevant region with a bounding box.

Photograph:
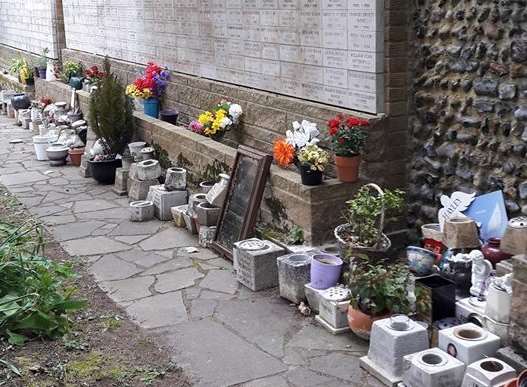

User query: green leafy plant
[202,159,230,183]
[348,257,411,316]
[61,60,82,80]
[0,222,85,345]
[88,57,134,157]
[9,57,33,84]
[343,185,405,247]
[37,47,49,69]
[327,115,369,157]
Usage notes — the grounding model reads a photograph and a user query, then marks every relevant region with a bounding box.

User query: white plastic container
[33,135,50,161]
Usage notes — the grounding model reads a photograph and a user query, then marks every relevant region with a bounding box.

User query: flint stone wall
[409,0,527,229]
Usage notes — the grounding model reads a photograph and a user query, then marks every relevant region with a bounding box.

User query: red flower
[346,116,369,127]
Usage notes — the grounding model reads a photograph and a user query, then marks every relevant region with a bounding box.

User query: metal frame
[211,145,272,260]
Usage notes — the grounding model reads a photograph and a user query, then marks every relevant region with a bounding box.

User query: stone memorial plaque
[63,0,385,113]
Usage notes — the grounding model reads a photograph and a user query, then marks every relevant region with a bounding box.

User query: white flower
[229,104,243,123]
[220,117,232,129]
[286,120,320,148]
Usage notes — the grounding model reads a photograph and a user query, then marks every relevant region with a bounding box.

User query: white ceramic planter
[33,135,50,161]
[46,144,69,166]
[462,358,516,387]
[195,202,221,226]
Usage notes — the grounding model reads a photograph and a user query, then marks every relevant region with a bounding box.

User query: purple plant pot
[310,254,343,290]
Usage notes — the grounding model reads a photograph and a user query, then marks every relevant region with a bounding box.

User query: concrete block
[438,323,501,365]
[129,200,154,222]
[277,253,311,304]
[112,168,129,196]
[304,282,326,313]
[171,204,188,228]
[462,358,516,387]
[137,159,162,181]
[165,167,187,191]
[365,316,429,383]
[146,185,188,221]
[128,177,158,201]
[79,154,92,177]
[402,348,465,387]
[235,239,285,291]
[195,202,221,227]
[199,226,216,248]
[496,346,527,373]
[182,210,197,234]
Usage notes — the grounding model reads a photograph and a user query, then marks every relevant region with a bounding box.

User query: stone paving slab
[0,115,379,386]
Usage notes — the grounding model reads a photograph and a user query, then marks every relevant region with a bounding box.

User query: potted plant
[327,114,368,183]
[61,61,83,88]
[191,101,243,141]
[273,120,327,186]
[296,144,329,186]
[83,65,106,92]
[10,57,33,85]
[36,48,49,79]
[126,62,170,118]
[347,258,411,340]
[334,183,405,258]
[88,57,134,184]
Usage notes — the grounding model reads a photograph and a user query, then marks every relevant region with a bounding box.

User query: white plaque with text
[62,0,385,113]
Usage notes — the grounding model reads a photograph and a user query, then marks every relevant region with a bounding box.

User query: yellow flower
[198,111,213,125]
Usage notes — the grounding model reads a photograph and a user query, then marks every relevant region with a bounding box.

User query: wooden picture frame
[211,145,272,260]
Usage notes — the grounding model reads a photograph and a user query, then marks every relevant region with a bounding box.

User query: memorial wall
[0,0,64,67]
[62,0,384,114]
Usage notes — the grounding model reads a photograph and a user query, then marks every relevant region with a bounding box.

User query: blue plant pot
[143,98,160,118]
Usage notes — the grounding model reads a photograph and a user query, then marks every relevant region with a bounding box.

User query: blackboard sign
[212,146,272,260]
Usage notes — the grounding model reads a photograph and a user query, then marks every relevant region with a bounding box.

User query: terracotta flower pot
[335,155,360,183]
[68,147,85,167]
[347,305,386,340]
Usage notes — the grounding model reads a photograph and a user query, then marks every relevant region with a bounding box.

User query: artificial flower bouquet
[84,65,106,85]
[297,144,330,172]
[126,62,170,100]
[189,101,243,140]
[273,120,322,167]
[327,114,369,183]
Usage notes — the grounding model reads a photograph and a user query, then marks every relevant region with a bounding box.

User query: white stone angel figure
[469,250,493,298]
[286,120,320,149]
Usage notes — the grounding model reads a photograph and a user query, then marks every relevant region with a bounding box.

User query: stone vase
[129,200,155,222]
[165,167,187,191]
[136,159,161,181]
[444,217,480,249]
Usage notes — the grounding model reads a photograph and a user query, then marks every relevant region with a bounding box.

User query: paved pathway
[0,115,382,387]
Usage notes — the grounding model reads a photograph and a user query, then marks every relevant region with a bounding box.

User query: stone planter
[128,141,146,158]
[129,200,154,222]
[146,185,188,221]
[402,348,465,387]
[171,204,188,228]
[195,202,221,227]
[198,226,216,247]
[199,181,215,193]
[277,253,311,304]
[462,358,517,387]
[140,146,155,160]
[189,193,207,216]
[46,144,69,166]
[165,167,187,191]
[136,159,161,181]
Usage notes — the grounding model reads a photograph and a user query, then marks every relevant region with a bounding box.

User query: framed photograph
[211,145,272,260]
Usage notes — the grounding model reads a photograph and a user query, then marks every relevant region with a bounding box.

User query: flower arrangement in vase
[84,65,106,91]
[188,101,243,141]
[273,120,328,186]
[126,62,170,118]
[10,57,33,85]
[327,114,368,183]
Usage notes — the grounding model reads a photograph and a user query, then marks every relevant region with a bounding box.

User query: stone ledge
[0,71,35,94]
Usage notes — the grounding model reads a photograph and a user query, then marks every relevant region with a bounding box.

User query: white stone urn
[165,167,187,191]
[136,159,162,181]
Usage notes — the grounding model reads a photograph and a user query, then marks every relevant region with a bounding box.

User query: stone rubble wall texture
[408,0,527,229]
[0,0,65,63]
